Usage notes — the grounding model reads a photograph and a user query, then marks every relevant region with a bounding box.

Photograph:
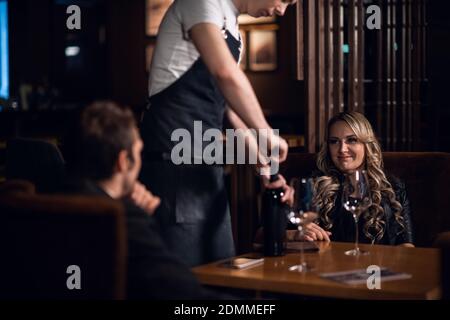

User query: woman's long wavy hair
[313,112,405,243]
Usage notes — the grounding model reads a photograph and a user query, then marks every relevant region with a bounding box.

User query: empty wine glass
[287,177,318,272]
[342,170,372,256]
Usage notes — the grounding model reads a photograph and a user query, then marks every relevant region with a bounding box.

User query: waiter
[140,0,297,267]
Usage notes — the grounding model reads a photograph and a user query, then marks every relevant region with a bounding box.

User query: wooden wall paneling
[400,0,405,151]
[389,0,395,150]
[385,0,392,150]
[305,0,317,152]
[348,0,357,111]
[339,1,344,113]
[411,0,420,151]
[305,0,367,152]
[403,1,411,151]
[391,0,398,150]
[357,0,365,113]
[401,0,411,151]
[376,0,384,146]
[333,0,344,114]
[324,0,332,121]
[317,0,326,146]
[406,0,413,150]
[297,0,304,80]
[417,0,427,150]
[306,0,428,152]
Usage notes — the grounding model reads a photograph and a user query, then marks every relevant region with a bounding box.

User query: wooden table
[192,242,442,300]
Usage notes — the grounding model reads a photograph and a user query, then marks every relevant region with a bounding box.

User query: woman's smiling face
[328,120,365,174]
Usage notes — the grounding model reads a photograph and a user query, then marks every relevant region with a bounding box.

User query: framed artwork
[146,0,173,37]
[238,14,276,25]
[239,31,247,70]
[146,43,155,72]
[248,30,277,72]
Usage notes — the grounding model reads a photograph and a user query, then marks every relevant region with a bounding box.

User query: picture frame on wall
[146,0,173,37]
[248,30,277,72]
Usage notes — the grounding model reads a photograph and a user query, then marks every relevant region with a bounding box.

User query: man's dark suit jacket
[64,179,212,300]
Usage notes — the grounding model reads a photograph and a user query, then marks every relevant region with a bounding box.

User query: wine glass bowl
[342,170,372,256]
[287,211,318,233]
[343,196,371,219]
[288,178,318,272]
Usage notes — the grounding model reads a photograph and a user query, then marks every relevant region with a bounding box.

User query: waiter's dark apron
[140,28,240,267]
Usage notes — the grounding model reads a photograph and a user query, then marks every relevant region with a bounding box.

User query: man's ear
[116,150,130,173]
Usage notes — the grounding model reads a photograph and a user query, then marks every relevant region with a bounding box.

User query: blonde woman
[301,112,414,247]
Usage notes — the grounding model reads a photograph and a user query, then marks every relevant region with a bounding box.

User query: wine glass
[342,170,372,256]
[287,177,318,272]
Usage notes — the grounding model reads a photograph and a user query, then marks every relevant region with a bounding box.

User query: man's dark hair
[71,101,137,180]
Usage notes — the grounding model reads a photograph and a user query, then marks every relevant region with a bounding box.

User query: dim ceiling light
[65,46,80,57]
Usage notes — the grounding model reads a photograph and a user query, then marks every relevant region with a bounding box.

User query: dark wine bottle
[262,174,288,256]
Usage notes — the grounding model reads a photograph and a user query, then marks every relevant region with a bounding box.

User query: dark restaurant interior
[0,0,450,302]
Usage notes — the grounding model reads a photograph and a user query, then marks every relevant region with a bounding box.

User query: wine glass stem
[354,215,359,253]
[299,226,306,268]
[301,244,305,267]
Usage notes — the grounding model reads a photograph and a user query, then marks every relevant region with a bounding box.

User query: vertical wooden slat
[340,1,344,112]
[330,0,335,116]
[387,0,395,151]
[317,0,326,146]
[297,0,304,80]
[305,0,317,152]
[348,0,356,111]
[385,0,392,150]
[391,0,398,150]
[411,0,417,151]
[324,0,332,121]
[422,0,427,80]
[376,0,384,146]
[333,0,343,114]
[406,0,413,150]
[417,0,427,150]
[401,0,405,150]
[411,0,421,151]
[399,0,408,150]
[357,0,365,113]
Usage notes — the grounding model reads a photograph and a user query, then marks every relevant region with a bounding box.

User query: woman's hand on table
[288,222,331,242]
[303,223,331,242]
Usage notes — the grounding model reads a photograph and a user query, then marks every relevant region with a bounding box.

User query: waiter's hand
[271,134,289,163]
[260,132,289,164]
[130,182,161,216]
[260,173,294,206]
[255,132,288,179]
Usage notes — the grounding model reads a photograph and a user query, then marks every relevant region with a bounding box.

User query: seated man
[65,101,216,299]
